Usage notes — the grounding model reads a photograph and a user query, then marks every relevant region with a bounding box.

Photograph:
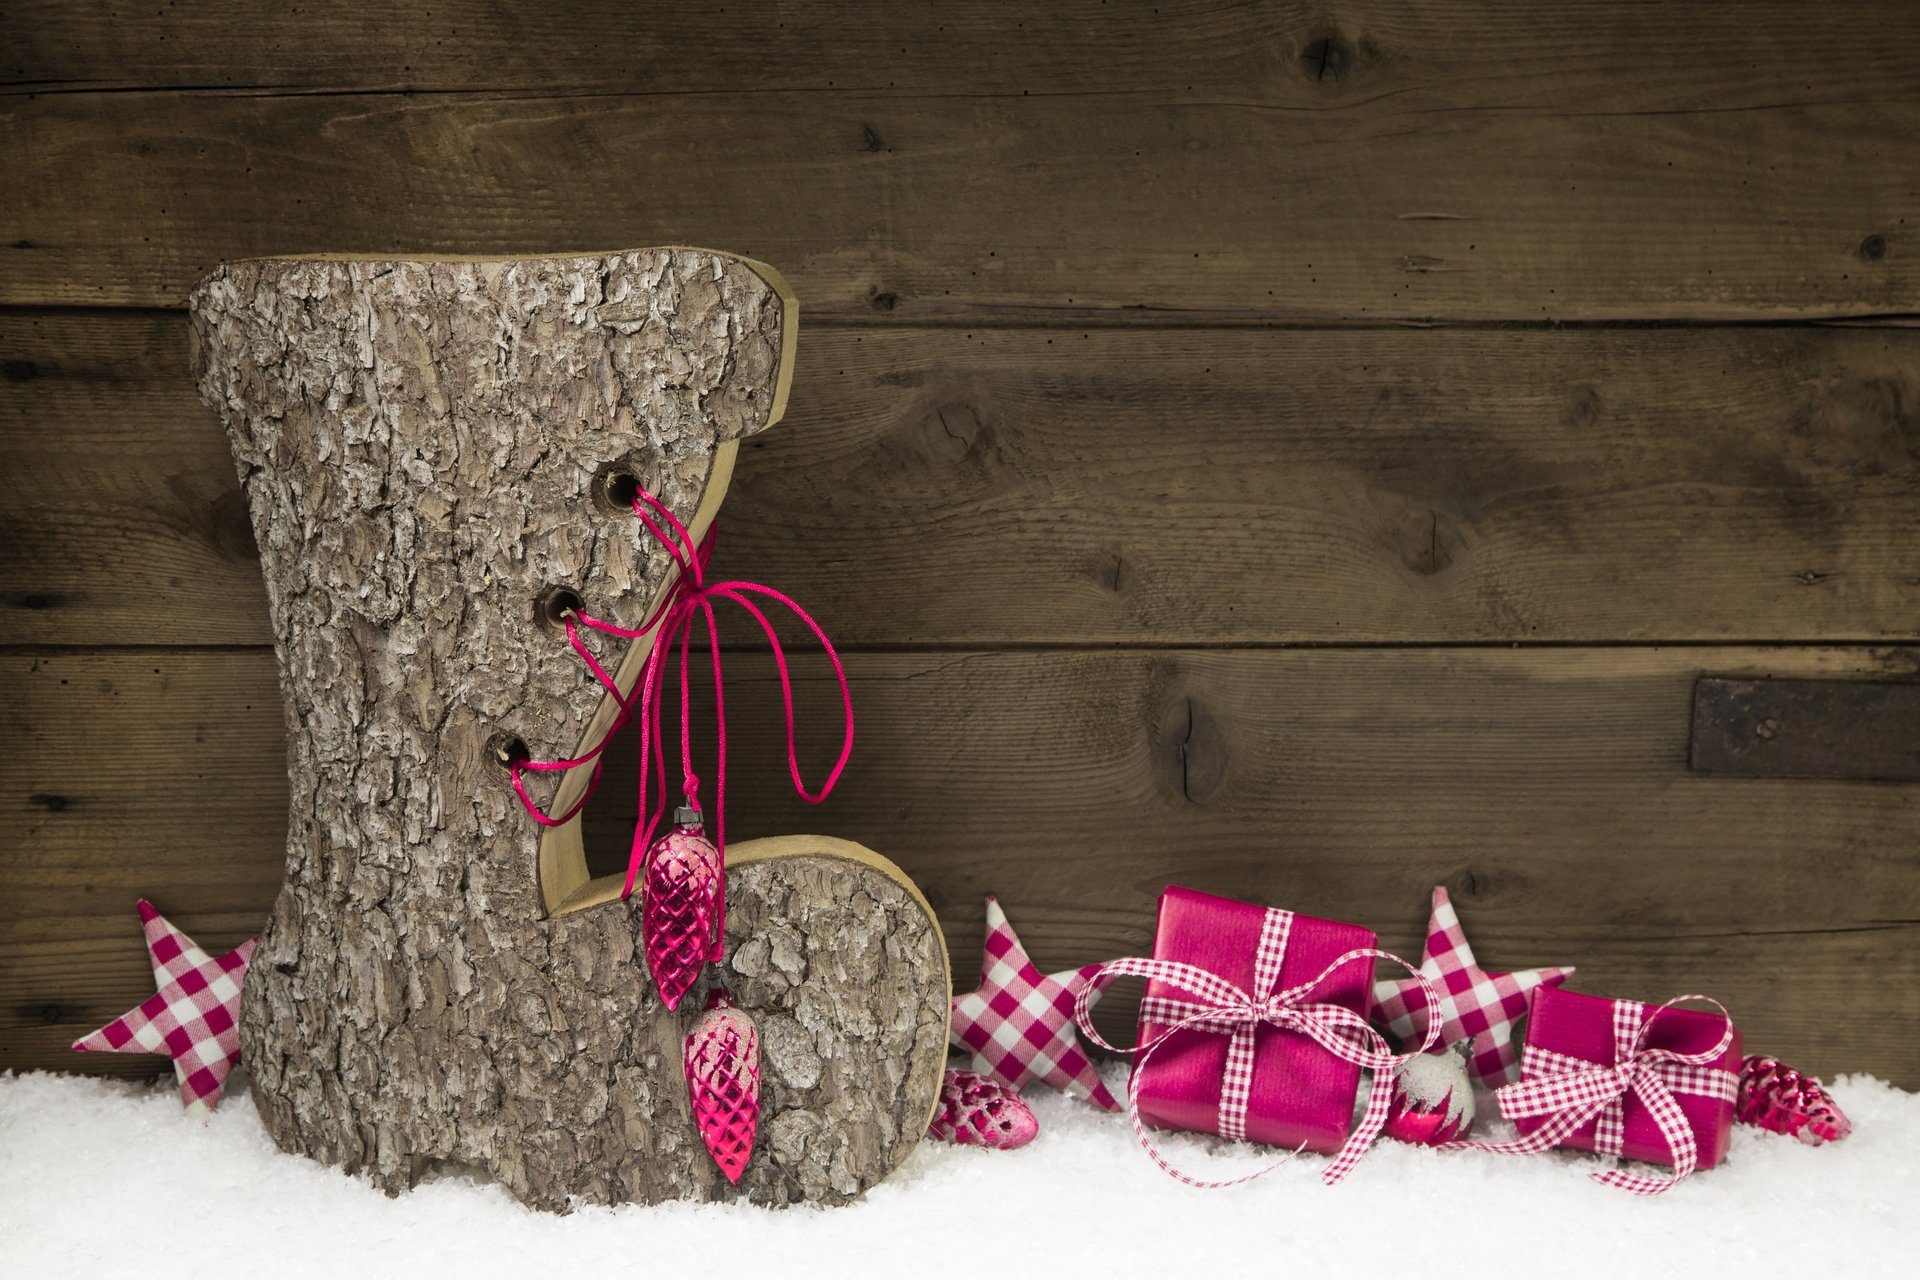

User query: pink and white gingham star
[1373,886,1574,1088]
[71,900,258,1115]
[950,896,1119,1111]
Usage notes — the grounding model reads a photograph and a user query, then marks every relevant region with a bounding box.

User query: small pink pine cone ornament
[684,988,761,1184]
[642,809,724,1011]
[927,1069,1040,1150]
[1736,1054,1852,1145]
[1382,1044,1476,1146]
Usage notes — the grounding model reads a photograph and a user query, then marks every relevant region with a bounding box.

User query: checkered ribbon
[1074,908,1440,1189]
[1450,995,1737,1195]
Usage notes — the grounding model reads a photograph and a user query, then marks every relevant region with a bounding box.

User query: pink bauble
[642,818,723,1011]
[928,1069,1040,1150]
[684,992,761,1184]
[1736,1054,1852,1145]
[1382,1046,1475,1146]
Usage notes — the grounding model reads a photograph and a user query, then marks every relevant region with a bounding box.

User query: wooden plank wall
[3,2,1917,1085]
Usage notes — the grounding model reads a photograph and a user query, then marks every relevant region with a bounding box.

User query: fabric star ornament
[950,895,1120,1111]
[72,900,258,1115]
[1372,886,1574,1088]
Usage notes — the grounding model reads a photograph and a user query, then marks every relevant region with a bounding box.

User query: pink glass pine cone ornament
[1736,1054,1852,1145]
[500,477,857,1190]
[642,808,725,1011]
[928,1069,1040,1150]
[505,481,855,1014]
[685,989,762,1184]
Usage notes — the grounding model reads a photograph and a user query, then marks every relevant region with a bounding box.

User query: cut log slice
[191,250,945,1208]
[242,834,950,1209]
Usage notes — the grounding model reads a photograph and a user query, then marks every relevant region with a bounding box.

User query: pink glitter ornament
[642,811,723,1011]
[1382,1045,1475,1146]
[928,1069,1040,1150]
[1736,1054,1852,1145]
[684,989,761,1184]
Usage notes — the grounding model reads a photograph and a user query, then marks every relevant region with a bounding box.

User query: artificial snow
[2,1067,1912,1278]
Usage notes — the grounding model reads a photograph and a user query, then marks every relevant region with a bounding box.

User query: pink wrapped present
[1480,986,1741,1194]
[1075,886,1438,1187]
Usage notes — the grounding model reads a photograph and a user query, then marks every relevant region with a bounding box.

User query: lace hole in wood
[591,463,642,515]
[535,585,584,632]
[488,733,531,771]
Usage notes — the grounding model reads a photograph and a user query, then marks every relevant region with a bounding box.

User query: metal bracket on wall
[1690,677,1920,782]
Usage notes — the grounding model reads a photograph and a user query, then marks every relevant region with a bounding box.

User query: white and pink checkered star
[950,896,1119,1111]
[72,900,258,1115]
[1373,886,1574,1088]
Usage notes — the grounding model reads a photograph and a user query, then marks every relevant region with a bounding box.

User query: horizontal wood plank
[4,646,1916,1083]
[10,0,1914,100]
[5,66,1917,316]
[6,313,1917,647]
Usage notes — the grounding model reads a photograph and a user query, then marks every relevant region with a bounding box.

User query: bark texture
[188,250,947,1209]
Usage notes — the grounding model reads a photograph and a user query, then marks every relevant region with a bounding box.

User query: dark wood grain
[5,646,1916,1084]
[1692,676,1920,780]
[0,312,263,642]
[6,312,1916,647]
[5,78,1915,316]
[0,650,285,1079]
[4,0,1917,1106]
[12,0,1915,99]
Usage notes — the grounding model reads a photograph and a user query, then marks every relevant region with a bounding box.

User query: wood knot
[1404,509,1463,576]
[1451,868,1494,901]
[4,359,36,381]
[910,402,983,462]
[29,792,70,812]
[1157,695,1228,805]
[1860,233,1888,261]
[1299,34,1356,84]
[1564,386,1604,430]
[869,288,899,312]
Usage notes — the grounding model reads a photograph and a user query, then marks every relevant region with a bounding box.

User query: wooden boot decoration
[190,249,949,1209]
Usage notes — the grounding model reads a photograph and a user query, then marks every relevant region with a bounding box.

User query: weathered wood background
[3,3,1917,1086]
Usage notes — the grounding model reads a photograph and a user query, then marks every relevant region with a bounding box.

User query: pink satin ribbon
[1445,995,1737,1195]
[1075,908,1440,1189]
[509,485,853,906]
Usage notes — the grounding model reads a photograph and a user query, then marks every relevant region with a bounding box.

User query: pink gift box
[1134,886,1375,1154]
[1516,986,1742,1169]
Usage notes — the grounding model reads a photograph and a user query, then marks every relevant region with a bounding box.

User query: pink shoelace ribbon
[508,483,854,900]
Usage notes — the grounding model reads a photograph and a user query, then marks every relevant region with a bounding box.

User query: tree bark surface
[189,249,947,1209]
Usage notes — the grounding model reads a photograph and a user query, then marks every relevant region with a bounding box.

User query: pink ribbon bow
[1452,995,1737,1195]
[508,484,853,904]
[1075,908,1440,1188]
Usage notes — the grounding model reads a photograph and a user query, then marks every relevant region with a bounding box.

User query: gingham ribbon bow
[1455,995,1737,1195]
[1075,908,1440,1188]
